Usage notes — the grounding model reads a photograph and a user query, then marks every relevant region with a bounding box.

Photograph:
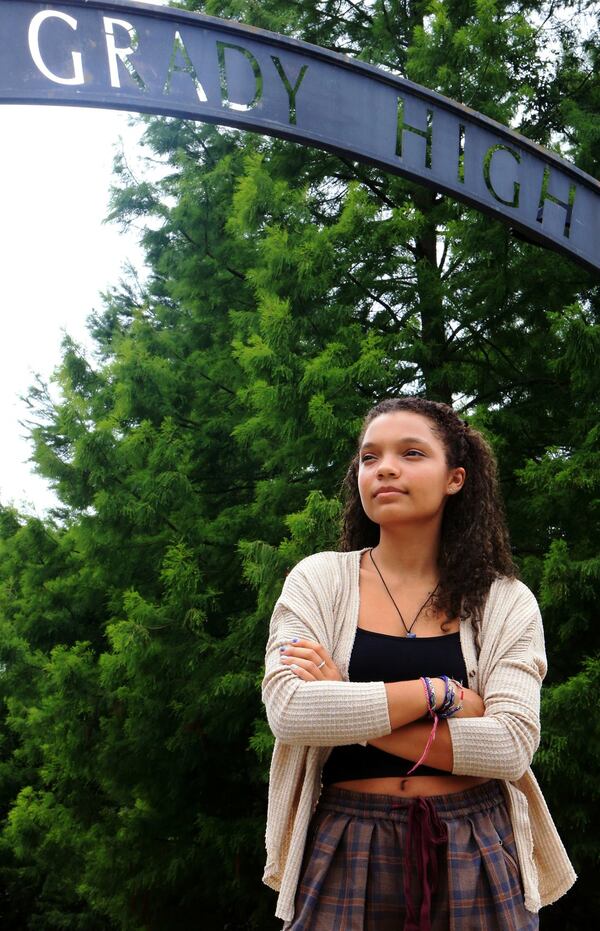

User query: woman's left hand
[279,638,343,681]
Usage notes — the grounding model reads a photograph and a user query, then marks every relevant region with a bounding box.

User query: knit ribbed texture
[261,550,576,922]
[447,580,545,781]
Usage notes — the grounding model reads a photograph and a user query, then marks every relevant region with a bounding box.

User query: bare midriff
[330,774,491,797]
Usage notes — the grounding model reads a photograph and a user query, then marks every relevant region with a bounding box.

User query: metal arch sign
[2,0,600,274]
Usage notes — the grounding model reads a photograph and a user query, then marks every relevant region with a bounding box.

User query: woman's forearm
[369,720,454,772]
[384,680,436,729]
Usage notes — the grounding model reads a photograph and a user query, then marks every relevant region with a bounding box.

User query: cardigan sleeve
[261,556,392,746]
[448,581,547,781]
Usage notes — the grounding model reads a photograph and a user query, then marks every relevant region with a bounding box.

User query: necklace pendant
[407,631,417,639]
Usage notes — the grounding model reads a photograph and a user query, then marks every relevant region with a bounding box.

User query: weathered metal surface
[1,0,599,273]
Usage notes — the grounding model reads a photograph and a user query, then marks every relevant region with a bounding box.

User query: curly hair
[339,397,516,626]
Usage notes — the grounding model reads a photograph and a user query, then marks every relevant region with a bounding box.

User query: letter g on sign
[28,10,85,86]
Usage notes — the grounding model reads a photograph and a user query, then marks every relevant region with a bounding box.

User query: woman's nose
[377,455,400,476]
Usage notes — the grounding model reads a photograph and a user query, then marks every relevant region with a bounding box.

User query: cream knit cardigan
[261,549,576,924]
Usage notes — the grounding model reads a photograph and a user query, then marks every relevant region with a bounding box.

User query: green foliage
[1,2,599,928]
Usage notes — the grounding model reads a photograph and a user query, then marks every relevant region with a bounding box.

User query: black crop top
[321,627,468,784]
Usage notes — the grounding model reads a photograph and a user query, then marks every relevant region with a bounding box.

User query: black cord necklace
[369,547,439,639]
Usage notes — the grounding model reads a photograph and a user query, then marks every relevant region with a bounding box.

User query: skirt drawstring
[397,796,448,931]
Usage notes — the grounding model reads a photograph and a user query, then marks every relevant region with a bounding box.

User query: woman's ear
[447,467,466,495]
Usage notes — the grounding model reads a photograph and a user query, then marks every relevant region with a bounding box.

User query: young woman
[261,397,575,930]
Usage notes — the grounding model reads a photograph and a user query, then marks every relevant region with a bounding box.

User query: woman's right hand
[431,679,484,718]
[452,684,485,718]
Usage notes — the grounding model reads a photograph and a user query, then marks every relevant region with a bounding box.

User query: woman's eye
[360,454,376,463]
[405,449,424,457]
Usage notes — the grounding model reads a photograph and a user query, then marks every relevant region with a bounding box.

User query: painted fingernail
[279,646,287,652]
[290,663,298,669]
[291,638,299,643]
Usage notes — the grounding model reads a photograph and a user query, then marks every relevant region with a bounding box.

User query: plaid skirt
[284,781,538,931]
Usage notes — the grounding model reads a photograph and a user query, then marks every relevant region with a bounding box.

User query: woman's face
[357,411,465,529]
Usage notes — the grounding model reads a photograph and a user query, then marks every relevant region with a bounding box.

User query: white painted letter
[103,17,146,90]
[28,10,84,86]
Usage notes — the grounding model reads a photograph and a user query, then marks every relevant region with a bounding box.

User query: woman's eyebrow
[360,436,432,450]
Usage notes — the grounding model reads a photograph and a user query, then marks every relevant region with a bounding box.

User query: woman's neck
[371,527,440,584]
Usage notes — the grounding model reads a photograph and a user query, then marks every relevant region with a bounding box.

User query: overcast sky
[0,0,170,517]
[0,104,149,516]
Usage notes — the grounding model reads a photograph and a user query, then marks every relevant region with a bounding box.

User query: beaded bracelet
[407,674,463,774]
[420,675,437,717]
[437,674,463,719]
